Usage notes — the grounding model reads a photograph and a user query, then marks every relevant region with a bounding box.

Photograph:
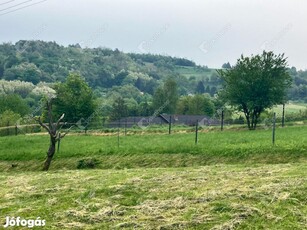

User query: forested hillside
[1,40,306,100]
[0,40,307,127]
[0,40,217,96]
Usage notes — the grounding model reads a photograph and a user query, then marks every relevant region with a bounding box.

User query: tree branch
[56,113,65,128]
[34,116,51,135]
[56,124,75,141]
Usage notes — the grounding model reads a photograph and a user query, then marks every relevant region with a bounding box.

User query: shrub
[77,158,100,169]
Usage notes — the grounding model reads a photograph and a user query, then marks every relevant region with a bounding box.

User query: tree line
[0,48,295,170]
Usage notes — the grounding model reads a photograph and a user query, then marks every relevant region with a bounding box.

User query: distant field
[272,103,307,115]
[231,102,307,120]
[174,66,217,80]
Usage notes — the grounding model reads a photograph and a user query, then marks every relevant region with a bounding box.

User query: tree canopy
[153,78,178,114]
[53,74,96,123]
[0,94,29,116]
[218,51,292,130]
[177,94,215,116]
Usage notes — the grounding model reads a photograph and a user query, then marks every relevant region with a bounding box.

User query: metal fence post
[282,103,285,127]
[195,120,198,144]
[272,112,276,145]
[221,109,224,131]
[169,116,172,135]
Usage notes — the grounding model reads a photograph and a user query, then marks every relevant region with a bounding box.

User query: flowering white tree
[0,80,35,97]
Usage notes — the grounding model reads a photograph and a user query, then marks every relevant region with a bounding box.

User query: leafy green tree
[3,63,42,84]
[110,96,128,121]
[0,94,29,116]
[210,86,217,96]
[196,81,205,94]
[192,95,215,116]
[205,85,210,94]
[176,95,215,116]
[135,77,143,91]
[138,100,153,116]
[153,78,178,114]
[218,51,292,130]
[176,96,189,114]
[0,110,21,127]
[125,98,139,116]
[222,62,231,69]
[54,74,95,123]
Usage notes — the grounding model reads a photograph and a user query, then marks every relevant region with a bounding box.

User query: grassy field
[1,164,306,229]
[174,66,216,80]
[272,103,307,115]
[231,102,307,121]
[0,126,306,171]
[0,126,306,229]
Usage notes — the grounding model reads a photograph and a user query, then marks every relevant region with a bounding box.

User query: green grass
[1,126,306,229]
[1,164,306,229]
[272,103,307,115]
[174,66,216,80]
[231,102,307,121]
[0,125,306,171]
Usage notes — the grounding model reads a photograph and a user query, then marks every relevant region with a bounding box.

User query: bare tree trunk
[35,99,71,171]
[43,137,56,171]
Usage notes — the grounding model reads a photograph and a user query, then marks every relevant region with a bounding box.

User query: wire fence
[0,117,244,137]
[1,108,307,137]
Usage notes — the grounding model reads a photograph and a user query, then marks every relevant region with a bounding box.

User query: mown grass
[0,164,306,229]
[0,126,306,171]
[1,126,306,229]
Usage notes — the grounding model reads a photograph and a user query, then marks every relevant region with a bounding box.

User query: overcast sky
[0,0,306,70]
